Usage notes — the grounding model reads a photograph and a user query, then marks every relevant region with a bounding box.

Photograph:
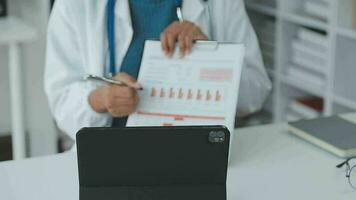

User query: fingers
[185,35,193,55]
[161,31,178,57]
[108,94,138,108]
[178,34,192,58]
[178,33,187,58]
[160,33,169,56]
[161,21,208,58]
[161,21,180,57]
[113,72,141,89]
[106,84,137,98]
[178,29,194,57]
[109,94,139,117]
[104,85,140,117]
[109,100,138,117]
[167,33,176,57]
[178,22,195,57]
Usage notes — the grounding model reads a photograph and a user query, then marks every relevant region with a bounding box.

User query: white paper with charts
[126,40,245,132]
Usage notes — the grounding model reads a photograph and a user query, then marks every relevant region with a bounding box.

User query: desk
[1,119,356,200]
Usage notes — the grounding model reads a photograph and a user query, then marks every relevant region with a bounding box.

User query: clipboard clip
[194,40,219,51]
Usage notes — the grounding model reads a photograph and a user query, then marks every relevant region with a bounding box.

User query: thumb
[113,72,142,89]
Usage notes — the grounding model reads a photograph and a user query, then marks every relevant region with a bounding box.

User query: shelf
[286,111,302,122]
[0,17,37,45]
[245,0,356,122]
[333,95,356,110]
[288,100,320,119]
[245,2,277,17]
[282,12,329,31]
[337,27,356,40]
[280,75,325,98]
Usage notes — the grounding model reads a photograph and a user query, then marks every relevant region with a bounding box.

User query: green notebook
[289,116,356,158]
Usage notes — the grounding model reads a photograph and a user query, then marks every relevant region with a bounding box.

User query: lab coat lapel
[93,0,133,76]
[115,0,132,30]
[182,0,211,38]
[182,0,205,23]
[87,1,107,76]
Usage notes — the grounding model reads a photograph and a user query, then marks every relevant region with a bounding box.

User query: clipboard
[193,40,247,51]
[127,40,244,136]
[194,40,219,51]
[146,39,234,51]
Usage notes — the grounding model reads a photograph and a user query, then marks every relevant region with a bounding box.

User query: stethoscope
[107,0,211,77]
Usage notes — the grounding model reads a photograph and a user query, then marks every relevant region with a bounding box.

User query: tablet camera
[208,131,225,143]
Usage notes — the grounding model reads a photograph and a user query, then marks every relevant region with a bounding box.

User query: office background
[1,0,356,161]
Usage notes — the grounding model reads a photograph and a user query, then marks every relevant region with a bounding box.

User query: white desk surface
[1,114,356,200]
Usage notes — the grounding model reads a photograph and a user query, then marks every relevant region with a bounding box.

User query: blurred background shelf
[337,27,356,40]
[244,0,356,122]
[282,12,329,31]
[280,74,325,98]
[0,17,37,44]
[334,95,356,111]
[0,0,57,159]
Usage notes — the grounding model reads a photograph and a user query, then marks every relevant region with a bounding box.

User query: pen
[84,74,143,90]
[177,7,184,23]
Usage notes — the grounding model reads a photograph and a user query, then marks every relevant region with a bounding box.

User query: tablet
[76,126,230,200]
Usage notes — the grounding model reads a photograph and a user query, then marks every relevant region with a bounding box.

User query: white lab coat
[45,0,272,140]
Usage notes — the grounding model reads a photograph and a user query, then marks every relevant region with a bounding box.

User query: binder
[289,116,356,158]
[291,39,326,74]
[287,64,325,88]
[297,28,328,50]
[302,0,329,21]
[76,126,230,200]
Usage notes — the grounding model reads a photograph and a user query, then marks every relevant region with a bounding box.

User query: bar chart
[149,86,223,102]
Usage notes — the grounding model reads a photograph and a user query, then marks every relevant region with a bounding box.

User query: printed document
[126,40,245,132]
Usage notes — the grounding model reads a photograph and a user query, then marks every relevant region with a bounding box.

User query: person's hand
[160,21,208,58]
[89,73,140,117]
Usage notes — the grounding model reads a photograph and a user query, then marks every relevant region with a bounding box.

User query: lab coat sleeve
[219,0,272,115]
[44,0,111,140]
